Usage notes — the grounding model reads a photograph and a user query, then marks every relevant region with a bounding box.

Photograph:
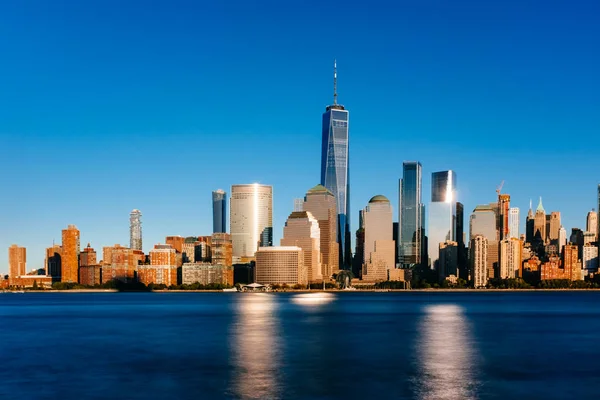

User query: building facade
[130,209,142,251]
[230,184,273,259]
[255,246,306,285]
[499,238,522,279]
[280,211,322,283]
[428,170,456,271]
[102,244,137,283]
[508,207,520,239]
[362,195,395,281]
[80,244,97,267]
[438,241,458,280]
[45,244,62,282]
[212,189,227,234]
[211,233,233,266]
[586,209,598,242]
[302,184,339,278]
[470,235,488,288]
[61,225,80,283]
[181,263,233,286]
[470,204,498,278]
[8,245,26,286]
[582,244,598,272]
[398,161,424,268]
[320,62,351,268]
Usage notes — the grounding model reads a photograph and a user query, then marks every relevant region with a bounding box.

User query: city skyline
[1,1,599,272]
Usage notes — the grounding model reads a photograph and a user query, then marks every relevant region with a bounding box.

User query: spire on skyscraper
[333,59,337,105]
[536,197,545,213]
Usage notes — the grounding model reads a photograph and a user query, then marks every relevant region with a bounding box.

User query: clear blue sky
[1,0,599,273]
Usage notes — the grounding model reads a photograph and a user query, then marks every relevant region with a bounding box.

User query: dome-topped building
[369,195,389,203]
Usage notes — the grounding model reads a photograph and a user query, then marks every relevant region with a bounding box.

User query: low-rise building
[255,246,306,286]
[79,265,102,286]
[137,265,178,286]
[181,263,233,286]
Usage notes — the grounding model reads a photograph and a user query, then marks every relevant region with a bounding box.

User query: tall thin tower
[130,209,142,251]
[321,60,351,269]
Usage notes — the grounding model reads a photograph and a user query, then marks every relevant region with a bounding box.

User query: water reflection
[414,304,478,400]
[230,294,282,399]
[291,292,336,309]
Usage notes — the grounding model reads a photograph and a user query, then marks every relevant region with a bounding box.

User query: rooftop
[369,195,390,203]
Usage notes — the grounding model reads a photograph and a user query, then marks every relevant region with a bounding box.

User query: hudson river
[1,292,599,399]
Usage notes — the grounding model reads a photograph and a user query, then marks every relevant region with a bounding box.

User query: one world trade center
[321,61,351,269]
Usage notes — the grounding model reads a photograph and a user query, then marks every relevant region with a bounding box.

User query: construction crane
[496,180,504,196]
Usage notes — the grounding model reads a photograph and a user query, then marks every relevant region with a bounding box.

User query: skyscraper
[61,225,80,283]
[398,161,424,268]
[533,197,546,243]
[548,211,561,243]
[508,207,520,239]
[281,211,322,283]
[427,170,456,271]
[8,245,26,286]
[230,184,273,259]
[212,189,227,234]
[470,204,498,279]
[470,235,488,288]
[558,226,567,254]
[302,184,339,278]
[499,238,521,279]
[362,195,395,281]
[526,200,534,244]
[321,61,351,268]
[130,209,142,251]
[586,209,598,242]
[498,194,511,240]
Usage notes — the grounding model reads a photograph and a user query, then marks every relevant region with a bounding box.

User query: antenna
[529,199,532,210]
[333,59,337,105]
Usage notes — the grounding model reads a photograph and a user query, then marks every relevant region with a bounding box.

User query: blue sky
[1,0,599,273]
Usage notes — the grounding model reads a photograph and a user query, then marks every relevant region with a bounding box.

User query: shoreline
[7,288,600,293]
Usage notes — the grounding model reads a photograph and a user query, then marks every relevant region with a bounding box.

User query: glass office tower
[321,61,351,268]
[398,161,425,268]
[212,189,227,234]
[428,171,457,270]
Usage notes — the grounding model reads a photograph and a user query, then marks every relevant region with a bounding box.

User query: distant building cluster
[3,64,599,290]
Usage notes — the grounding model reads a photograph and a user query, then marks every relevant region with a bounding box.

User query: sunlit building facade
[320,63,351,268]
[8,245,26,287]
[255,246,306,285]
[428,170,456,271]
[362,195,395,281]
[61,225,80,283]
[302,184,339,278]
[130,209,142,251]
[281,211,322,283]
[508,207,520,239]
[470,235,488,288]
[212,189,227,234]
[230,184,273,259]
[499,238,522,279]
[398,161,425,268]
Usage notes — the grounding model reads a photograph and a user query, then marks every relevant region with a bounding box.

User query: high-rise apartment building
[526,201,535,244]
[212,189,227,234]
[230,184,273,259]
[428,170,456,271]
[586,209,598,242]
[582,244,598,272]
[102,244,137,283]
[321,61,351,268]
[80,244,97,267]
[508,207,520,239]
[281,211,322,283]
[165,236,185,254]
[211,233,233,266]
[498,194,511,240]
[470,204,498,278]
[302,184,339,278]
[130,209,142,251]
[8,245,26,286]
[499,238,522,279]
[470,235,488,288]
[61,225,80,283]
[255,246,306,285]
[362,195,395,281]
[398,161,424,268]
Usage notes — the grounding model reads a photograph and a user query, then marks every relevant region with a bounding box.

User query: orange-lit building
[181,263,233,286]
[138,244,179,285]
[8,245,27,286]
[540,245,582,281]
[61,225,80,283]
[165,236,185,253]
[79,265,102,286]
[80,244,97,267]
[211,233,233,266]
[102,244,137,283]
[10,275,53,289]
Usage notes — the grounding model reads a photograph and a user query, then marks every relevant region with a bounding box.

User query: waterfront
[1,292,599,399]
